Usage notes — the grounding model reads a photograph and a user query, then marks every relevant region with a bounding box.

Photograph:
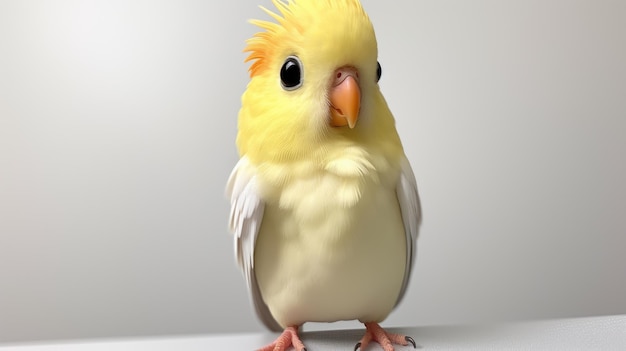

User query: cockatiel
[227,0,421,350]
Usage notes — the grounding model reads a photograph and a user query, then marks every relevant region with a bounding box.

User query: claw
[354,342,362,351]
[405,336,417,348]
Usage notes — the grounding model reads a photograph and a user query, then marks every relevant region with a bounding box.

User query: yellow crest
[244,0,368,77]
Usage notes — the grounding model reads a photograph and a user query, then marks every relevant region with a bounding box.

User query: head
[237,0,398,162]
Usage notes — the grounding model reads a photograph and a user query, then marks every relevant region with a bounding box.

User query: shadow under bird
[226,0,421,350]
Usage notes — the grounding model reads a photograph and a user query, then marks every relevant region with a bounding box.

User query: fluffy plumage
[227,0,421,349]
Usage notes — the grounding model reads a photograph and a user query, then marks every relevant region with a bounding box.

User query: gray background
[1,0,625,344]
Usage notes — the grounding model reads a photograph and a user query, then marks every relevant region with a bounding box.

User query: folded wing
[226,157,282,331]
[394,155,422,306]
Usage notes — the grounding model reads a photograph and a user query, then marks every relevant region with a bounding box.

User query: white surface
[2,315,625,350]
[1,0,626,343]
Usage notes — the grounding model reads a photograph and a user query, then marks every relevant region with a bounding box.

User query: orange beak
[329,67,360,128]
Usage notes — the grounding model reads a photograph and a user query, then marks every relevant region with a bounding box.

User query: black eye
[376,61,382,82]
[280,56,303,90]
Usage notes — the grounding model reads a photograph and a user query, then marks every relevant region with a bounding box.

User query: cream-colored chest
[253,149,407,326]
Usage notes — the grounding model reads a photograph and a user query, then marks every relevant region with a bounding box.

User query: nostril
[336,72,342,79]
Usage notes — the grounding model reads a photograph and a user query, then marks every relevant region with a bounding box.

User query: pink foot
[258,326,306,351]
[355,322,416,351]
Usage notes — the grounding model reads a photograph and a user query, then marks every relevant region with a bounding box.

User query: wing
[394,155,422,307]
[226,156,282,331]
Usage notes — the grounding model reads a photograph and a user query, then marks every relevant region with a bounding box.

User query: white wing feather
[226,157,281,331]
[394,155,422,306]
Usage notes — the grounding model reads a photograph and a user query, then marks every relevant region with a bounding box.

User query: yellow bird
[226,0,421,350]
